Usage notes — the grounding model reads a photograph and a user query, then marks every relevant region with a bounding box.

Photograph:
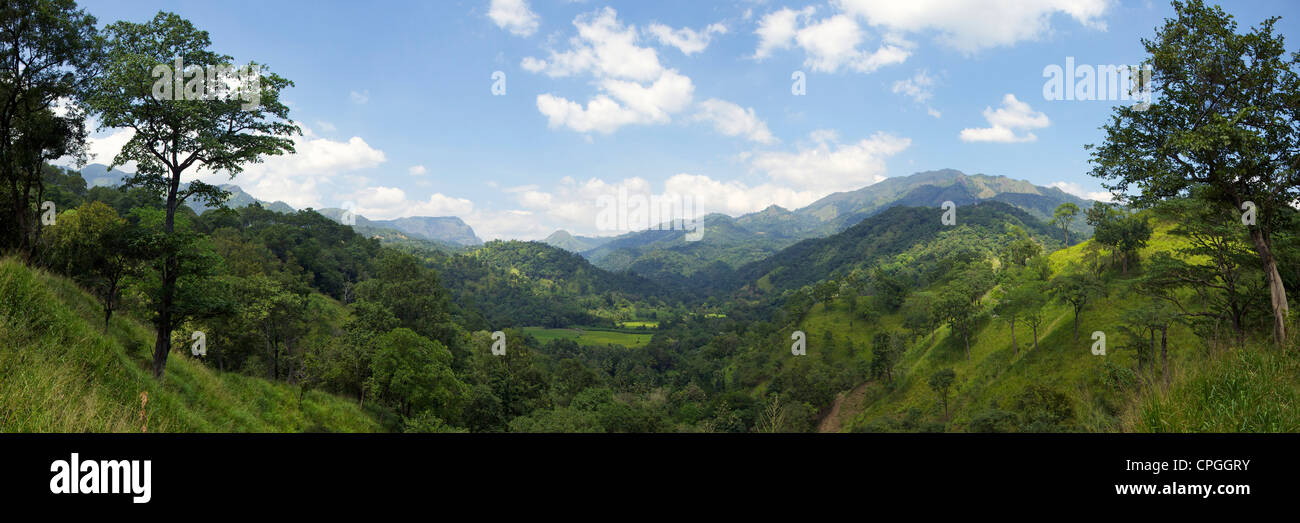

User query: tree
[1017,281,1049,352]
[87,12,299,378]
[1142,197,1262,347]
[1048,269,1103,343]
[870,331,901,382]
[1001,224,1041,267]
[1052,202,1080,246]
[0,0,99,257]
[928,368,956,418]
[1088,0,1300,345]
[368,328,469,422]
[937,282,979,361]
[900,294,934,344]
[42,201,143,330]
[993,283,1024,355]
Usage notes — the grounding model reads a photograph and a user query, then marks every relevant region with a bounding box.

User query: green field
[616,320,659,329]
[522,326,654,348]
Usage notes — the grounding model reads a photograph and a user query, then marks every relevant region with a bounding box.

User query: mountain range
[546,169,1093,283]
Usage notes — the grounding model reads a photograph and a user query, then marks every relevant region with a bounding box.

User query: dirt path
[817,382,871,433]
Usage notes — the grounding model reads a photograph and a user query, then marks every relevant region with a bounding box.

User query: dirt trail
[817,382,871,433]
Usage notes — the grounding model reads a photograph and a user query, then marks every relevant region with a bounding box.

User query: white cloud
[349,185,474,220]
[1049,181,1113,202]
[526,8,699,135]
[349,90,369,104]
[836,0,1110,54]
[494,174,821,238]
[694,99,776,144]
[646,22,727,55]
[523,8,663,81]
[959,94,1049,143]
[754,8,909,73]
[488,0,541,37]
[69,126,137,171]
[408,165,427,176]
[754,7,815,59]
[536,69,694,134]
[892,69,934,103]
[664,173,821,215]
[315,120,337,132]
[749,130,911,192]
[186,129,388,210]
[795,14,910,73]
[893,70,941,118]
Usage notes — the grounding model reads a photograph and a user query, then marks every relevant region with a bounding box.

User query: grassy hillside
[806,223,1300,433]
[0,258,380,432]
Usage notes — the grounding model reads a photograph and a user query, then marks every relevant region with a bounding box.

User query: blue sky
[77,0,1300,240]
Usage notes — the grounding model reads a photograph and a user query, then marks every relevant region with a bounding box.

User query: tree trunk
[152,256,176,379]
[1247,228,1289,346]
[1010,320,1018,356]
[152,170,182,380]
[1032,324,1039,351]
[1160,325,1169,387]
[1073,309,1081,343]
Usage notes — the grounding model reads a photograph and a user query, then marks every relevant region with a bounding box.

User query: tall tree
[928,368,956,419]
[1088,0,1300,345]
[1018,282,1048,352]
[869,331,901,383]
[42,200,142,330]
[0,0,99,257]
[1049,269,1103,343]
[1052,202,1080,246]
[937,284,978,361]
[87,12,298,378]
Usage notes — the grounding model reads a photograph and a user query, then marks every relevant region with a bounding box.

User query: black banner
[0,434,1291,512]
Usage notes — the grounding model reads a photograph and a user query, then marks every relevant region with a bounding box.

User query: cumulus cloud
[1049,181,1113,202]
[408,165,427,176]
[646,22,727,55]
[754,7,909,73]
[525,8,699,135]
[536,69,694,134]
[185,128,388,210]
[749,130,911,192]
[754,7,815,59]
[959,94,1049,143]
[693,99,776,144]
[523,8,664,81]
[348,185,474,220]
[488,0,541,37]
[836,0,1110,54]
[69,126,137,171]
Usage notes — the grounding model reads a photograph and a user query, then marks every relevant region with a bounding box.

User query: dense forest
[1,0,1298,433]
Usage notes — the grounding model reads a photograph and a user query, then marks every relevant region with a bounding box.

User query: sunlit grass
[0,257,380,433]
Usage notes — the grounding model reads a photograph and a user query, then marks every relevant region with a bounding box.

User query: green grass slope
[805,224,1299,432]
[0,258,380,432]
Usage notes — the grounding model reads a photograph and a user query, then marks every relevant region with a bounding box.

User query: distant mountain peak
[543,229,613,253]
